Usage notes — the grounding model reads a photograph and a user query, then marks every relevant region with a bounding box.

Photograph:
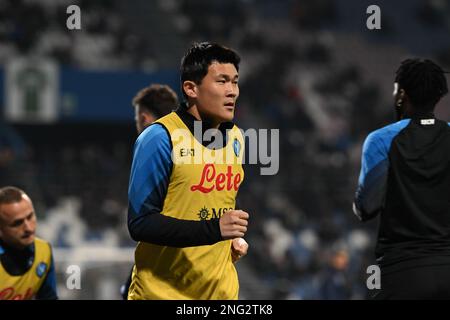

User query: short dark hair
[180,42,241,100]
[0,186,25,205]
[132,84,179,118]
[395,58,448,110]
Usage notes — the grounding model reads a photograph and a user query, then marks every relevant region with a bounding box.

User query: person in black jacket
[353,58,450,299]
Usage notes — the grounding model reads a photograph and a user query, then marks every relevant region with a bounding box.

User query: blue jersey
[354,116,450,272]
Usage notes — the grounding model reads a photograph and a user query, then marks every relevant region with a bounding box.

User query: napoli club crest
[36,262,48,278]
[233,139,241,157]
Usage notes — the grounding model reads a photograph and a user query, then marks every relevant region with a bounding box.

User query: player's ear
[141,111,156,126]
[399,89,410,105]
[183,81,198,99]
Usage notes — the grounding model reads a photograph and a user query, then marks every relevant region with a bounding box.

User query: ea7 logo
[366,265,381,289]
[180,148,195,157]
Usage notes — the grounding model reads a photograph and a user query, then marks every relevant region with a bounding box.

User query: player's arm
[35,249,58,300]
[353,132,389,222]
[128,124,247,247]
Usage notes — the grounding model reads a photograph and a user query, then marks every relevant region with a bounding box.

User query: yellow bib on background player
[129,111,245,300]
[0,238,52,300]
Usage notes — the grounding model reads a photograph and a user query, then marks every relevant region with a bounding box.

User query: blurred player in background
[132,83,179,135]
[120,84,179,299]
[0,186,57,300]
[127,42,249,300]
[353,58,450,299]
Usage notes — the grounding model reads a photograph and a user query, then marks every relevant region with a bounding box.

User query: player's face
[134,105,156,134]
[393,82,406,120]
[194,62,239,127]
[0,195,37,249]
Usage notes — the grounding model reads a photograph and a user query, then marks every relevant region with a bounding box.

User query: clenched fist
[219,210,249,239]
[231,238,249,263]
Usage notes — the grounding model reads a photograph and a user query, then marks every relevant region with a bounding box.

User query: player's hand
[231,238,248,263]
[219,210,249,239]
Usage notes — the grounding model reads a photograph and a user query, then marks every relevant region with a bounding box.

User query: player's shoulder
[367,119,411,142]
[231,123,244,140]
[154,111,183,130]
[362,119,411,153]
[231,122,241,131]
[34,237,53,251]
[137,122,170,145]
[155,111,177,124]
[34,237,50,245]
[434,119,450,128]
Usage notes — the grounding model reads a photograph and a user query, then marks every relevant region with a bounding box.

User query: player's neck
[403,105,435,119]
[0,238,32,253]
[185,105,221,129]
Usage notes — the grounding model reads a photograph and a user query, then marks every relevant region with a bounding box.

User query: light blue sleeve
[353,120,410,221]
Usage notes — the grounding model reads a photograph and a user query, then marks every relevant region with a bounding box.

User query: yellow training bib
[0,238,52,300]
[129,112,245,300]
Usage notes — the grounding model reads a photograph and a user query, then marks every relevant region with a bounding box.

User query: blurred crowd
[0,0,154,69]
[1,0,450,299]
